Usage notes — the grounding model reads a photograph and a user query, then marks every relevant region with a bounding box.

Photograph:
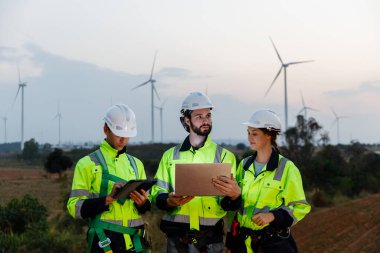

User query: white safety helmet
[103,104,137,138]
[242,109,281,133]
[180,92,214,132]
[181,92,214,112]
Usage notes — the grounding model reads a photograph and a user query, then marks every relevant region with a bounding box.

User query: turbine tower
[265,37,313,130]
[53,103,62,147]
[12,66,27,150]
[131,52,160,143]
[298,90,317,120]
[155,99,167,143]
[331,107,347,144]
[2,116,7,143]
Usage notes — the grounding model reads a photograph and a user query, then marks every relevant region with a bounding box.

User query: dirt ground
[293,193,380,253]
[1,167,380,253]
[0,167,71,215]
[0,167,47,180]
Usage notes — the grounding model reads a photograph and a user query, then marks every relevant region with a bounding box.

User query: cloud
[325,80,380,97]
[359,81,380,93]
[157,67,211,80]
[0,47,19,61]
[0,46,44,84]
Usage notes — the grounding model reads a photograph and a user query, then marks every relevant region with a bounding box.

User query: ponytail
[262,128,281,154]
[271,137,281,154]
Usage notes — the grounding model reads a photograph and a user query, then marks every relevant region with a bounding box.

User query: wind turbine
[12,66,27,150]
[131,52,160,143]
[298,90,317,120]
[1,116,7,143]
[53,103,62,147]
[331,107,347,144]
[265,37,313,130]
[154,99,167,143]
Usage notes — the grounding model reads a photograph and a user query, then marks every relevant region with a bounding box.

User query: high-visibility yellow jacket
[67,140,150,251]
[151,135,236,231]
[236,150,311,231]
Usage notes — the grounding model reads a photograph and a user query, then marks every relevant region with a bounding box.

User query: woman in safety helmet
[213,109,311,253]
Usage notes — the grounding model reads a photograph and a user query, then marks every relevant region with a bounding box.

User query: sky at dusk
[1,0,379,146]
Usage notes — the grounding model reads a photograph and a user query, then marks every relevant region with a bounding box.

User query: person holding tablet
[151,92,241,253]
[67,104,151,253]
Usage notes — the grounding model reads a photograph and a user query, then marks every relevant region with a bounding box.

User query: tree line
[3,115,380,206]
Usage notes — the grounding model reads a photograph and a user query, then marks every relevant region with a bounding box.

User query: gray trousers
[167,237,224,253]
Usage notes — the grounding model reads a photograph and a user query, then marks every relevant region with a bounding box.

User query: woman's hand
[212,174,241,200]
[251,212,275,226]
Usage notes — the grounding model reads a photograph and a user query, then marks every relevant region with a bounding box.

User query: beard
[190,121,212,136]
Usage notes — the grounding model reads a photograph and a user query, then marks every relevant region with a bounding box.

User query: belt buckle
[98,237,111,248]
[186,230,198,244]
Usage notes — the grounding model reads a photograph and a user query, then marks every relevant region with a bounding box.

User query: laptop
[175,163,231,196]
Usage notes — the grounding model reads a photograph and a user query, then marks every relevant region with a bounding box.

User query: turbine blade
[330,106,337,118]
[11,86,21,108]
[149,51,157,80]
[265,67,283,97]
[300,90,305,107]
[298,108,305,115]
[162,98,168,107]
[287,60,314,65]
[131,80,150,90]
[153,84,161,101]
[305,106,318,112]
[269,37,284,64]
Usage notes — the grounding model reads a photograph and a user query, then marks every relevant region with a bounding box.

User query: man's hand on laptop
[167,192,194,207]
[212,174,241,200]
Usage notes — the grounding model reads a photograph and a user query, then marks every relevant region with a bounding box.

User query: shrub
[0,195,48,235]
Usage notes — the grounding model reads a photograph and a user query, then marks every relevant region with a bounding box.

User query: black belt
[239,226,290,243]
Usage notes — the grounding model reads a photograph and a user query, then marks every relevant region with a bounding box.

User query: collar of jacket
[244,148,280,172]
[100,139,127,158]
[179,134,211,151]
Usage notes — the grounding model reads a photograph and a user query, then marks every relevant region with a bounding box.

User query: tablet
[175,163,231,196]
[112,179,157,199]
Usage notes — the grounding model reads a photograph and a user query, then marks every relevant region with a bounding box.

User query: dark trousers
[230,233,298,253]
[167,237,224,253]
[254,234,297,253]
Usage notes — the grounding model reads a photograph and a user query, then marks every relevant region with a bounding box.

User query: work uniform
[67,140,151,253]
[226,149,311,253]
[151,135,237,253]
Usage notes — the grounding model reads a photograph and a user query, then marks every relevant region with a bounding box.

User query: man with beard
[151,92,240,253]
